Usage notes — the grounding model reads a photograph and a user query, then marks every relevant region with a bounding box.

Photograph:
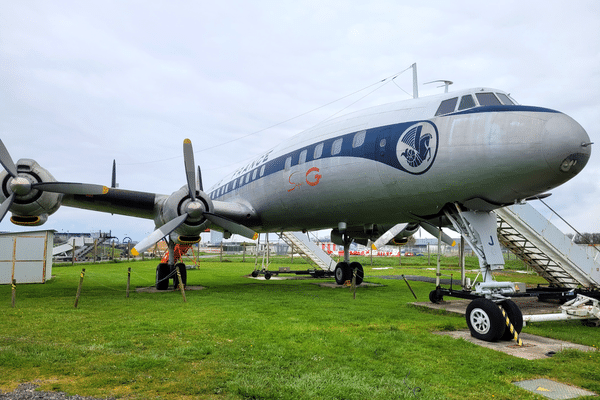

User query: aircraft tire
[349,262,364,285]
[334,262,350,285]
[499,299,523,341]
[429,289,443,304]
[466,298,506,342]
[265,271,272,280]
[156,263,170,291]
[251,270,259,277]
[173,263,187,289]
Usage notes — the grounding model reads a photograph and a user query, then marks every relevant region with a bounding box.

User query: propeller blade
[111,160,117,188]
[0,193,15,223]
[203,212,258,240]
[420,222,456,246]
[32,182,109,195]
[0,139,18,177]
[183,138,196,201]
[131,213,189,256]
[371,223,408,250]
[197,166,203,192]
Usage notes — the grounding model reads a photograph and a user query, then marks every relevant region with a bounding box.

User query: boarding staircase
[495,203,600,289]
[279,231,336,272]
[53,233,112,259]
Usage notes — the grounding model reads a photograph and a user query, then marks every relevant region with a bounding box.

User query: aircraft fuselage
[207,88,590,233]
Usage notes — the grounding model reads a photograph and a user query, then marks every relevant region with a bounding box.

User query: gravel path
[0,383,115,400]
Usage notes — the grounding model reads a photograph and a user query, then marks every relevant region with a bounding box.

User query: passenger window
[496,93,515,105]
[245,173,250,183]
[252,169,258,180]
[476,92,501,106]
[313,143,323,159]
[285,156,292,170]
[458,95,476,110]
[331,138,343,155]
[352,130,366,148]
[299,150,307,164]
[260,165,265,177]
[232,180,237,190]
[435,97,458,116]
[239,176,244,186]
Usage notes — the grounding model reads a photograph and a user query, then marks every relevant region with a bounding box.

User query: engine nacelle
[156,186,213,243]
[0,159,62,226]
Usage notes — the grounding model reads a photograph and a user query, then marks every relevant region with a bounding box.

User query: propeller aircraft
[0,86,592,342]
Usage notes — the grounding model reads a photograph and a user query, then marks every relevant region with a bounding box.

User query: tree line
[566,233,600,244]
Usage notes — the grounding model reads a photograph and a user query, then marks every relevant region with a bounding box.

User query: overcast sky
[0,0,598,243]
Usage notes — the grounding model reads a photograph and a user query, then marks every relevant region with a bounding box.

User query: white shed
[0,230,54,284]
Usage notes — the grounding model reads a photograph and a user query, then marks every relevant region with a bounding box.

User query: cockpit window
[458,95,476,111]
[435,97,458,116]
[476,92,502,106]
[496,93,515,105]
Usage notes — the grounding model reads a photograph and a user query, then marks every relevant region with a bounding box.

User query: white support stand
[523,294,600,325]
[444,203,517,297]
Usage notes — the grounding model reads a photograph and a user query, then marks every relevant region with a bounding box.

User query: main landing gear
[333,229,364,285]
[334,262,364,285]
[156,262,187,290]
[155,241,188,290]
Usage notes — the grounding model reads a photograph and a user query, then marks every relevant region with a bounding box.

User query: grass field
[1,256,598,399]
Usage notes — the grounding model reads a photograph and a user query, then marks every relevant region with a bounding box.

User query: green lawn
[1,257,598,399]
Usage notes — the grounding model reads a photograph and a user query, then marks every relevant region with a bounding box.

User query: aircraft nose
[542,113,592,177]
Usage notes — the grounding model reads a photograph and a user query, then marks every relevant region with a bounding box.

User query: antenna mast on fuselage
[412,63,418,99]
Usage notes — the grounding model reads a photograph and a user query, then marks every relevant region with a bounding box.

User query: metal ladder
[279,231,336,272]
[495,203,600,289]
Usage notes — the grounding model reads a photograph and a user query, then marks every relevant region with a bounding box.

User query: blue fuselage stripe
[210,105,558,199]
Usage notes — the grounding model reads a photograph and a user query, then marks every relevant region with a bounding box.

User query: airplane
[0,85,592,342]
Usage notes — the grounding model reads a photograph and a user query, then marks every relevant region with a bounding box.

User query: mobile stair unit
[252,231,336,279]
[280,231,337,273]
[495,202,600,290]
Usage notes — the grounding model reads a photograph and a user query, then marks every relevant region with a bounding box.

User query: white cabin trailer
[0,230,54,284]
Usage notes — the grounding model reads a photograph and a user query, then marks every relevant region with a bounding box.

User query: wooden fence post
[72,239,76,266]
[11,279,16,308]
[126,267,131,298]
[74,268,86,308]
[176,268,187,303]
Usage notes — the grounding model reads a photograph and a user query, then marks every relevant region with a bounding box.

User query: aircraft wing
[0,139,259,256]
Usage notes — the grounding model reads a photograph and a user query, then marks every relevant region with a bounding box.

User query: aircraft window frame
[245,173,250,184]
[239,176,244,186]
[260,165,265,177]
[232,180,237,190]
[496,93,515,105]
[252,169,258,180]
[314,143,323,159]
[285,156,292,170]
[476,92,502,106]
[331,138,343,156]
[435,97,458,116]
[458,95,476,111]
[352,130,366,148]
[299,149,307,164]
